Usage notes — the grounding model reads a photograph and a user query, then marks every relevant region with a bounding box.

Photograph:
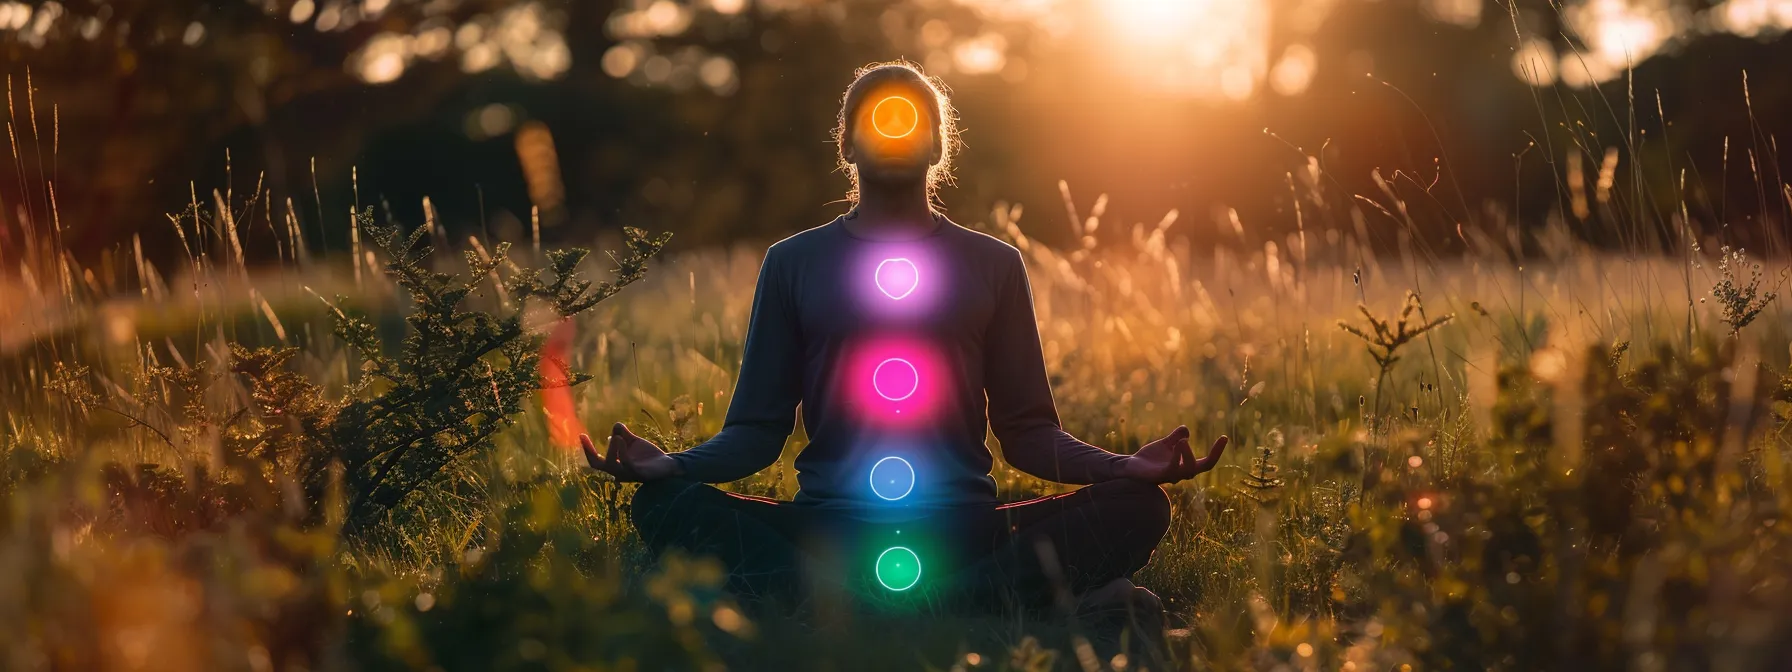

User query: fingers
[605,426,626,472]
[585,424,654,482]
[1158,430,1228,483]
[609,422,655,481]
[581,433,620,477]
[1173,433,1199,479]
[579,433,604,470]
[1191,436,1229,475]
[1165,425,1190,447]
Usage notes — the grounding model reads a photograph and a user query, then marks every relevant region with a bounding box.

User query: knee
[628,477,703,532]
[1099,479,1172,541]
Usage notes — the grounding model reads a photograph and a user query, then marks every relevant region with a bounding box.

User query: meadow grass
[4,77,1792,670]
[4,189,1791,669]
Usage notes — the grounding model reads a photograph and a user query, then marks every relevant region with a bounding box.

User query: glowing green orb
[875,546,922,591]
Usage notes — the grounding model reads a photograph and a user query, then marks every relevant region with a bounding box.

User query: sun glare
[1099,0,1204,42]
[1092,0,1270,99]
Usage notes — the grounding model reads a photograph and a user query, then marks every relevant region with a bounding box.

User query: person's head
[833,60,959,207]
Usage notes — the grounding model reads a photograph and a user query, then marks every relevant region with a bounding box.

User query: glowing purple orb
[872,357,919,401]
[874,257,919,300]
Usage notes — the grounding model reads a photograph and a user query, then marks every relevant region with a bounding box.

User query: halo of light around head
[872,357,919,401]
[869,456,916,501]
[871,95,919,139]
[875,546,922,591]
[874,257,919,300]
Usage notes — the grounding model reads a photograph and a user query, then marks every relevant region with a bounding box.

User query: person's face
[845,81,941,183]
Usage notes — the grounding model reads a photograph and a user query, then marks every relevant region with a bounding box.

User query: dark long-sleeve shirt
[669,215,1127,515]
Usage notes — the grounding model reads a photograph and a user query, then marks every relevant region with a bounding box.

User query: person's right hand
[581,422,682,482]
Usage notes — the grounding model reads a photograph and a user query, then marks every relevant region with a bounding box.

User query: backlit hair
[832,60,960,208]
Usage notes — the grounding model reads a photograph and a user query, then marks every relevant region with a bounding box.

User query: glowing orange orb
[870,95,919,139]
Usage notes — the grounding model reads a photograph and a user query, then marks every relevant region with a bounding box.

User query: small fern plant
[1236,445,1286,504]
[1337,291,1454,421]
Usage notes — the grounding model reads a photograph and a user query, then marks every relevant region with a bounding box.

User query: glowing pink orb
[845,338,945,425]
[874,257,919,300]
[872,357,919,401]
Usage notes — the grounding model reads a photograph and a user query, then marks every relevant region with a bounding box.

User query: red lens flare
[539,318,586,450]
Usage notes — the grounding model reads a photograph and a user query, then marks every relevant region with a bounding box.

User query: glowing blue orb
[872,357,919,401]
[875,546,922,591]
[869,456,916,501]
[875,257,919,300]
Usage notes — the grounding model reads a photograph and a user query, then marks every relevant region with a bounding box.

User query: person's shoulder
[764,216,846,261]
[943,218,1025,264]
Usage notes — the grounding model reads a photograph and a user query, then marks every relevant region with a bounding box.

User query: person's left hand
[1116,425,1228,484]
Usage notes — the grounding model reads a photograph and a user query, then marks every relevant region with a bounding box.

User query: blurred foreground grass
[2,170,1792,670]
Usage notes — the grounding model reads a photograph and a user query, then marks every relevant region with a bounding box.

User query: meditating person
[582,61,1227,629]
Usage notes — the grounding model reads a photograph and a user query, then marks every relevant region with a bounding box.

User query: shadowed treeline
[4,0,1792,270]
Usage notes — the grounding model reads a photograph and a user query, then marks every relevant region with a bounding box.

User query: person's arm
[984,248,1129,484]
[668,246,804,483]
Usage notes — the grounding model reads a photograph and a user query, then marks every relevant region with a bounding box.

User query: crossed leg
[629,478,1172,613]
[935,478,1172,612]
[628,478,823,604]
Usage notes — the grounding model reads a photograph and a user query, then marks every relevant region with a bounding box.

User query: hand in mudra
[1117,425,1228,484]
[582,422,682,482]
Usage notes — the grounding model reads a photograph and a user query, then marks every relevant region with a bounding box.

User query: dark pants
[628,478,1171,614]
